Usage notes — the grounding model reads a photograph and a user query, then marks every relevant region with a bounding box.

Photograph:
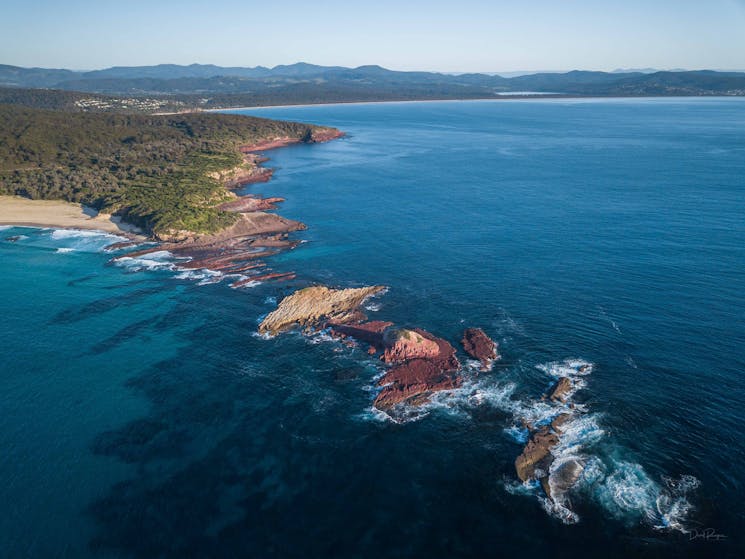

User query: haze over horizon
[2,0,744,73]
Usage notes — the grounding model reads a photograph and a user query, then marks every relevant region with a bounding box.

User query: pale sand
[0,196,148,239]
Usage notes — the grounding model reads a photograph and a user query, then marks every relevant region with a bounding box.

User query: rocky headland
[110,128,344,283]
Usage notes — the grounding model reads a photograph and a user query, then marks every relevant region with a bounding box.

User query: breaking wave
[113,250,179,272]
[467,357,701,532]
[581,458,700,532]
[49,229,129,252]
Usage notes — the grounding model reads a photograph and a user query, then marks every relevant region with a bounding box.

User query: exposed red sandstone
[231,271,296,288]
[382,328,442,364]
[218,196,285,213]
[241,129,344,153]
[461,328,499,371]
[251,271,296,283]
[329,321,393,347]
[373,330,462,411]
[373,359,462,410]
[104,240,141,252]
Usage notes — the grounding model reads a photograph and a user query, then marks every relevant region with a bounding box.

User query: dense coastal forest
[0,104,328,236]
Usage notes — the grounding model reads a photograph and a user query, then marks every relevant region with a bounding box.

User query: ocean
[1,98,744,558]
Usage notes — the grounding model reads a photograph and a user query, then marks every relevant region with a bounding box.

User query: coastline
[207,94,745,113]
[1,126,343,253]
[0,196,147,240]
[207,97,566,112]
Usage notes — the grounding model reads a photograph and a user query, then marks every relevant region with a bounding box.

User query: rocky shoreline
[108,128,344,282]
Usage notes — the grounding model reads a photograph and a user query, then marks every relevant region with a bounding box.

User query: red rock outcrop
[231,272,296,288]
[329,321,393,348]
[309,128,345,143]
[240,129,344,153]
[461,328,499,370]
[218,196,285,213]
[373,359,462,410]
[374,330,461,411]
[382,328,442,364]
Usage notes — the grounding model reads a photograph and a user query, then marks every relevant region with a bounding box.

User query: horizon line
[4,61,745,75]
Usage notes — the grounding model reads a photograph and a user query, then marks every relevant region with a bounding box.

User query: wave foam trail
[581,458,700,532]
[49,228,128,252]
[174,268,223,285]
[471,356,701,532]
[113,251,177,272]
[537,358,593,378]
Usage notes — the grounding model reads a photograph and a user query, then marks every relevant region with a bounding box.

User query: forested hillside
[0,104,330,235]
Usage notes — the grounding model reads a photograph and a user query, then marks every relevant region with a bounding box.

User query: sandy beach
[0,195,147,239]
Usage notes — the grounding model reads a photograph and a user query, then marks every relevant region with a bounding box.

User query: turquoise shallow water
[1,98,744,557]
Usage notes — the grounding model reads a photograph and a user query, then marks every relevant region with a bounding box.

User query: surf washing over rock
[258,284,502,422]
[486,359,700,530]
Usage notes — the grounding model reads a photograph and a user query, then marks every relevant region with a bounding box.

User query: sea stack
[461,328,499,371]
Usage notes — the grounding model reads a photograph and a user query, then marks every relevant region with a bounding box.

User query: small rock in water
[461,327,499,371]
[548,377,573,402]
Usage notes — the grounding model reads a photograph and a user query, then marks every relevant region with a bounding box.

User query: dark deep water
[1,98,744,558]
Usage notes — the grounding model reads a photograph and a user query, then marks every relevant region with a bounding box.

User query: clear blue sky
[2,0,745,72]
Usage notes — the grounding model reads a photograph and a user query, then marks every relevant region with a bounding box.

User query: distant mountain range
[1,63,744,111]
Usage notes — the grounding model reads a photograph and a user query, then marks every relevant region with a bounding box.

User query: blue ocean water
[1,98,744,558]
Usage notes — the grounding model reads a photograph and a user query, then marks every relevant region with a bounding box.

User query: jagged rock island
[514,364,592,518]
[258,285,500,419]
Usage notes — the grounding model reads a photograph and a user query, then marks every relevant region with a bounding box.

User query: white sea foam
[482,357,697,531]
[540,495,581,524]
[113,250,177,272]
[264,296,277,305]
[43,228,129,253]
[537,358,593,378]
[579,458,699,532]
[250,331,274,341]
[503,477,540,496]
[306,331,336,345]
[356,406,400,423]
[230,279,262,289]
[174,268,223,285]
[56,247,75,253]
[0,225,11,231]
